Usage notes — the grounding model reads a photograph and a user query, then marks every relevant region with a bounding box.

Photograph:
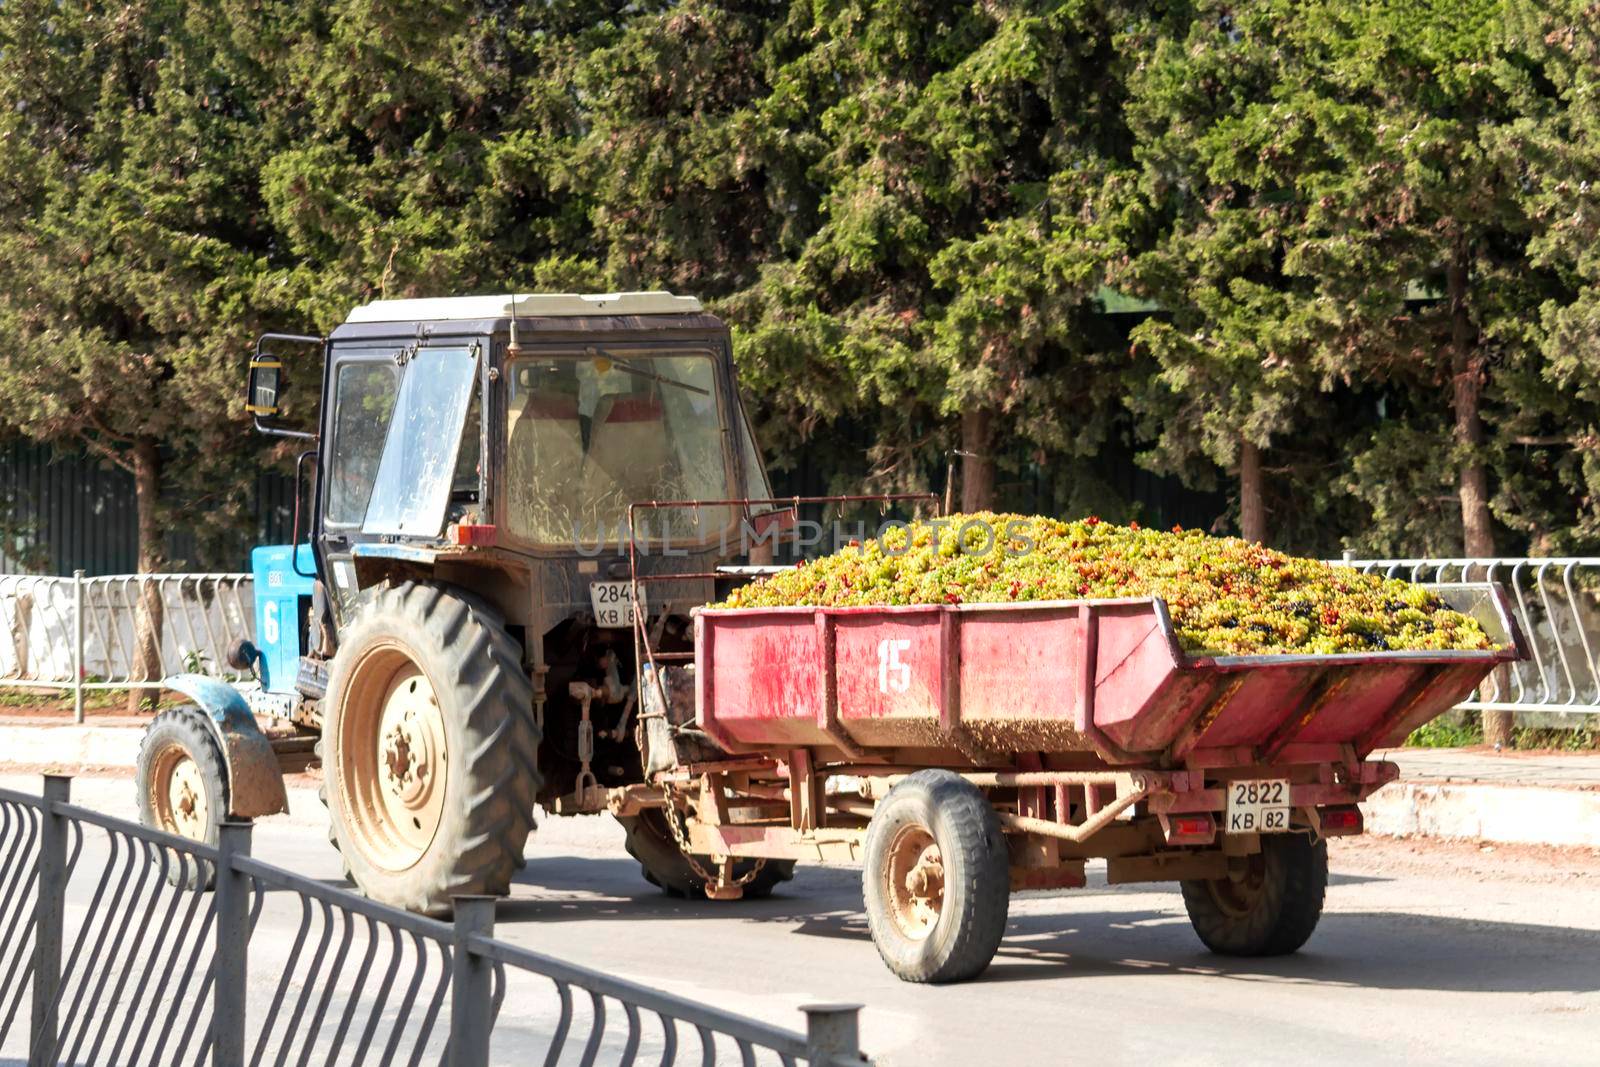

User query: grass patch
[1512,723,1600,751]
[1405,712,1483,748]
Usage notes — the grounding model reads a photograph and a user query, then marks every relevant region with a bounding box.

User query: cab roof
[344,291,703,324]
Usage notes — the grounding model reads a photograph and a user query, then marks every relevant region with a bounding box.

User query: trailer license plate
[589,581,644,628]
[1225,779,1290,834]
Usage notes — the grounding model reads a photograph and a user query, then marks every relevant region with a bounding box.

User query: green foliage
[1,0,1599,569]
[1513,721,1600,751]
[1405,712,1484,748]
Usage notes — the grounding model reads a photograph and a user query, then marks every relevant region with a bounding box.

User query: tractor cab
[143,291,792,911]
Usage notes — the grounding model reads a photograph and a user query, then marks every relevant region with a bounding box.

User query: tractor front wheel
[136,705,229,889]
[321,581,540,915]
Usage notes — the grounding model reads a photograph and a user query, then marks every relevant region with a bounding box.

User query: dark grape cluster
[717,513,1495,656]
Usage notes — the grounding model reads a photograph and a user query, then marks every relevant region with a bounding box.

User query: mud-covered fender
[162,673,290,818]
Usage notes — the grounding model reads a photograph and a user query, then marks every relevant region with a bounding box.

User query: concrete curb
[1361,782,1600,849]
[0,721,144,767]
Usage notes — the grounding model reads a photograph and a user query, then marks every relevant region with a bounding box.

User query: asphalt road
[6,775,1599,1066]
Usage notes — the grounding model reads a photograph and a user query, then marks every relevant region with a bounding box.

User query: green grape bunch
[716,513,1496,656]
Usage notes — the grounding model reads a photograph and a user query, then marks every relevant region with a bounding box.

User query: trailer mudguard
[162,673,290,818]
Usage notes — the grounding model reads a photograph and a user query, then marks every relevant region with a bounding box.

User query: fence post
[71,570,84,724]
[29,774,71,1067]
[448,896,497,1067]
[213,820,252,1067]
[802,1003,863,1065]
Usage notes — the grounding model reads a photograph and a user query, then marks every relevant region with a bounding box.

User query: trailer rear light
[1319,806,1363,835]
[447,523,497,547]
[1162,813,1216,845]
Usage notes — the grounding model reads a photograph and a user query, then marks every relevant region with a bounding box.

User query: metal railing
[0,572,254,718]
[0,776,869,1066]
[1336,557,1600,716]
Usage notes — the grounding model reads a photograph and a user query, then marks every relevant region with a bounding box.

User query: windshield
[362,345,479,538]
[505,351,734,546]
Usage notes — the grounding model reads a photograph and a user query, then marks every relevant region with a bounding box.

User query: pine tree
[718,1,1137,509]
[1281,0,1564,557]
[0,0,282,689]
[1119,2,1327,544]
[1510,1,1600,551]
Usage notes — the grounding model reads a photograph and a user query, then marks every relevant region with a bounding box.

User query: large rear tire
[321,581,541,915]
[618,810,796,899]
[136,705,228,890]
[862,769,1010,983]
[1181,833,1327,956]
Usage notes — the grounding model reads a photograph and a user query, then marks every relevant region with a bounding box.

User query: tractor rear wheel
[136,705,228,890]
[320,581,540,915]
[1181,832,1327,956]
[618,810,795,899]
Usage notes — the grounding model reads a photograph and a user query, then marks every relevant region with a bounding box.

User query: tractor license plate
[1225,779,1291,834]
[589,581,645,628]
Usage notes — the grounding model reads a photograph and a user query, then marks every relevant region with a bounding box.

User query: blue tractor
[135,292,794,908]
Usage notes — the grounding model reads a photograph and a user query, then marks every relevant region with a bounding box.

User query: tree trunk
[129,438,165,713]
[1238,439,1267,544]
[959,408,995,513]
[1448,245,1511,748]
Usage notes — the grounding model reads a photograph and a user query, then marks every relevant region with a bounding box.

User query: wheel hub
[886,826,945,940]
[340,647,449,872]
[1209,854,1267,918]
[151,747,208,841]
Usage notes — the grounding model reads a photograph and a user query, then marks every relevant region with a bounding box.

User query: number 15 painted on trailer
[878,639,911,694]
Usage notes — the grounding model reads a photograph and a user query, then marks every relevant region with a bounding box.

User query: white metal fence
[0,572,254,717]
[1337,557,1600,717]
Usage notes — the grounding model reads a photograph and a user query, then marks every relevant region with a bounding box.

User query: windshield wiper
[586,347,710,396]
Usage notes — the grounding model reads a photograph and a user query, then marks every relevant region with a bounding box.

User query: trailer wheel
[1181,832,1327,956]
[321,581,541,915]
[862,769,1009,983]
[618,810,796,899]
[136,706,228,890]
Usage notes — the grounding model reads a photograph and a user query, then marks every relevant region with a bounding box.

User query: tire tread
[321,581,542,913]
[1181,833,1327,956]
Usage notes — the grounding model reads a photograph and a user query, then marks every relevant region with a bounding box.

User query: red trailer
[622,534,1524,983]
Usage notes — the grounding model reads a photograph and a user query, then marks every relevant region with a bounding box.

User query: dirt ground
[1330,832,1600,883]
[0,686,170,717]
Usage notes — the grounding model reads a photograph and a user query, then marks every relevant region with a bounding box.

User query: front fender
[162,674,290,818]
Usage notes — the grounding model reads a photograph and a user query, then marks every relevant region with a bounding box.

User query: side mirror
[248,333,321,441]
[247,358,281,417]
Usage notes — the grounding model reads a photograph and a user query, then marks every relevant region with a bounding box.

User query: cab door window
[326,361,400,526]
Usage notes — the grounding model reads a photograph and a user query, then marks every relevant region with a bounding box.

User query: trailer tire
[862,769,1009,983]
[1181,832,1327,956]
[320,581,541,915]
[137,706,229,890]
[618,810,796,899]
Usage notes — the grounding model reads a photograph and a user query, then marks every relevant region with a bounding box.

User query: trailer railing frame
[0,775,869,1067]
[1335,556,1600,717]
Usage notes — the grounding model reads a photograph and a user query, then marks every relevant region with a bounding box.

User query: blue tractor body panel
[251,544,317,695]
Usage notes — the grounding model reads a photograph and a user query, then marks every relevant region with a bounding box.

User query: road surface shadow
[976,907,1600,994]
[503,853,1598,996]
